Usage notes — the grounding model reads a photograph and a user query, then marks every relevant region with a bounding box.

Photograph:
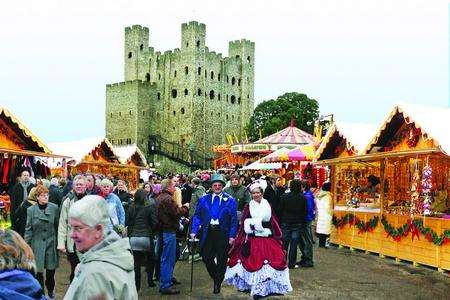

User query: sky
[0,0,448,143]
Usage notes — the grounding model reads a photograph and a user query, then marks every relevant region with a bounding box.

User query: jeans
[133,250,153,291]
[299,221,314,265]
[281,223,301,268]
[159,232,176,290]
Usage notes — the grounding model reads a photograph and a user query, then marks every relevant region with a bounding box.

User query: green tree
[245,92,320,141]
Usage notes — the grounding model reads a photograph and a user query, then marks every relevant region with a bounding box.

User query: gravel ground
[54,244,450,300]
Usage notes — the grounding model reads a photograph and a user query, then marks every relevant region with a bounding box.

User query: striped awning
[254,125,316,145]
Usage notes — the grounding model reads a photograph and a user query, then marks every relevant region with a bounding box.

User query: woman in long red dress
[225,185,292,299]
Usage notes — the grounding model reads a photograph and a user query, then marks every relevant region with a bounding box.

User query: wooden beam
[0,148,71,159]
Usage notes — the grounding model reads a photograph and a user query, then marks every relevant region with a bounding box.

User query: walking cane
[188,228,199,292]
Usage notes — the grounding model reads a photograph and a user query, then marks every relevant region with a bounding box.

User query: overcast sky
[0,0,448,143]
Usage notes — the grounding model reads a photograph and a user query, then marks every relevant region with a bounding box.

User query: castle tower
[228,39,255,133]
[124,25,150,81]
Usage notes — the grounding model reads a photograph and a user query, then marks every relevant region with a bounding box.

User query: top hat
[210,173,226,186]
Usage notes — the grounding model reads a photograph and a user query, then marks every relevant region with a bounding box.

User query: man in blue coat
[190,173,238,294]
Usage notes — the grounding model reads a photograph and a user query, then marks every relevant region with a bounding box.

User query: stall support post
[379,158,386,215]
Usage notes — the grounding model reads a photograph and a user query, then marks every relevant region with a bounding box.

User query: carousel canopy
[260,145,315,163]
[49,137,119,165]
[240,159,282,170]
[113,145,147,166]
[315,122,376,161]
[0,107,52,154]
[254,124,316,145]
[364,102,450,155]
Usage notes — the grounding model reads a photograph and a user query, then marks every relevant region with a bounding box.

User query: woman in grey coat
[25,184,59,299]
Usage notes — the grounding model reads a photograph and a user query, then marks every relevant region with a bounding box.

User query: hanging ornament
[421,159,433,216]
[410,159,420,216]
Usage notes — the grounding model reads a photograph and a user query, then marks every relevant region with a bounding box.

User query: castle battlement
[106,21,255,157]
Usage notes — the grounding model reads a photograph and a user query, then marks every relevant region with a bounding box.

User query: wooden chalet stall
[316,105,450,271]
[0,107,68,227]
[114,145,150,189]
[50,138,144,190]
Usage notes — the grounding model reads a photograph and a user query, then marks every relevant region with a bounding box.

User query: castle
[105,21,255,161]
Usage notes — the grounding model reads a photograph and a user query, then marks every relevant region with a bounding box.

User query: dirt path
[55,245,449,299]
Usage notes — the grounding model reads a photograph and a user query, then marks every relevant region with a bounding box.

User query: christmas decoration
[409,160,421,216]
[421,160,433,216]
[332,214,379,234]
[381,215,450,246]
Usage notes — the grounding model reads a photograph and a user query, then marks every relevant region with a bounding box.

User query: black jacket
[279,191,307,224]
[48,185,63,207]
[126,202,157,237]
[9,182,34,230]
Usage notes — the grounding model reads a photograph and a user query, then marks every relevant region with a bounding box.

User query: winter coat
[304,190,316,222]
[104,193,126,231]
[13,199,35,237]
[48,185,63,207]
[156,191,188,232]
[316,190,333,235]
[126,203,157,237]
[0,269,46,300]
[279,191,307,224]
[57,191,86,253]
[24,203,59,272]
[190,185,206,216]
[9,182,34,231]
[224,184,251,211]
[63,231,138,300]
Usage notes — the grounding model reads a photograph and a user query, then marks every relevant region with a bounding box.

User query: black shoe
[213,281,221,294]
[160,287,180,295]
[172,277,181,285]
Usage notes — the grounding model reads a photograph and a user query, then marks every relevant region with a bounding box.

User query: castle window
[247,77,250,83]
[146,73,151,82]
[231,77,236,85]
[218,74,221,81]
[142,110,145,116]
[140,44,144,51]
[197,88,202,96]
[174,70,177,77]
[226,75,229,83]
[247,56,251,62]
[128,52,132,58]
[184,89,188,96]
[185,66,188,75]
[209,90,215,100]
[110,113,113,117]
[186,42,189,47]
[173,111,176,116]
[236,55,240,59]
[172,89,177,98]
[198,67,201,75]
[238,97,241,104]
[226,114,229,120]
[181,107,185,114]
[129,110,132,115]
[226,95,229,102]
[158,73,161,80]
[238,78,241,86]
[205,70,207,79]
[119,139,123,145]
[210,71,214,80]
[156,112,160,118]
[119,112,122,116]
[248,94,250,99]
[231,95,236,104]
[196,40,200,47]
[111,139,114,144]
[218,93,221,100]
[157,92,161,100]
[232,115,234,120]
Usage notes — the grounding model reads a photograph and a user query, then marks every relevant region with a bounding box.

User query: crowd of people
[0,168,333,300]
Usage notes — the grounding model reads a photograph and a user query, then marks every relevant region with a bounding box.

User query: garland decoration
[332,214,379,234]
[421,160,432,216]
[409,160,421,216]
[381,215,450,246]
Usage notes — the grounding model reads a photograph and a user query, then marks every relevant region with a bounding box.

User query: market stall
[315,105,450,271]
[0,107,67,227]
[50,138,145,189]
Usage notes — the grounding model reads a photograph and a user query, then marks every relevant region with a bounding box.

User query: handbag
[241,234,251,257]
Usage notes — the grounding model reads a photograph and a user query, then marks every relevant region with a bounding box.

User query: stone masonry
[106,21,255,158]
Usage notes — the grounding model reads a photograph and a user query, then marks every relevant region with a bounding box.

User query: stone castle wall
[106,21,254,157]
